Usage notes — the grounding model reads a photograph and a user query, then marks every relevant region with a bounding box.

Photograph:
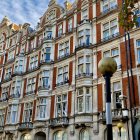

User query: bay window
[8,50,14,60]
[27,77,36,94]
[2,87,9,101]
[44,27,52,39]
[0,109,5,126]
[58,24,63,37]
[23,102,33,122]
[59,41,69,58]
[103,18,118,40]
[56,94,67,117]
[11,81,21,97]
[78,29,90,46]
[5,67,12,79]
[14,59,24,73]
[136,40,140,64]
[103,48,120,68]
[37,98,47,119]
[78,55,91,75]
[30,55,38,69]
[42,70,50,88]
[112,81,122,109]
[57,66,68,85]
[102,0,117,13]
[77,87,91,113]
[7,104,18,124]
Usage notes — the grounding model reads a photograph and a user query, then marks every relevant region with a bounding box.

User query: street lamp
[98,57,117,140]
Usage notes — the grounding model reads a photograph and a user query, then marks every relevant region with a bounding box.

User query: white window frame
[56,94,67,117]
[136,39,140,64]
[58,24,63,37]
[23,102,33,122]
[27,77,36,93]
[0,109,5,126]
[30,55,38,69]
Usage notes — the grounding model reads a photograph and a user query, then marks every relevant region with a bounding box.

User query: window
[5,67,12,79]
[136,40,140,64]
[56,94,67,117]
[80,130,90,140]
[14,59,24,73]
[54,131,67,140]
[102,0,117,13]
[45,47,51,61]
[37,35,43,47]
[68,18,72,32]
[112,81,121,109]
[0,109,5,126]
[21,134,31,140]
[103,18,118,40]
[44,27,52,39]
[11,81,21,96]
[104,48,120,68]
[77,87,91,113]
[57,66,68,85]
[135,9,140,28]
[8,50,14,60]
[23,102,33,122]
[27,77,36,93]
[37,98,47,119]
[82,9,88,20]
[42,70,50,88]
[59,41,69,58]
[2,87,9,101]
[30,40,35,50]
[78,56,91,75]
[7,104,18,124]
[78,29,90,46]
[30,55,38,69]
[58,24,63,37]
[78,57,84,74]
[105,127,127,140]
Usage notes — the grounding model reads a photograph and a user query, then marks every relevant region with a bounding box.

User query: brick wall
[32,100,36,121]
[52,67,57,90]
[68,91,72,116]
[23,78,27,97]
[98,84,103,111]
[96,23,101,43]
[19,103,24,123]
[69,61,73,85]
[50,95,55,118]
[54,43,58,61]
[70,36,73,54]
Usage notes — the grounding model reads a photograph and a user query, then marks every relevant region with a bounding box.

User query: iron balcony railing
[58,53,70,60]
[56,79,69,87]
[26,90,35,96]
[101,5,118,15]
[9,93,20,99]
[101,32,119,42]
[76,73,93,78]
[38,85,50,91]
[49,117,69,127]
[18,122,33,131]
[99,108,129,122]
[12,71,23,76]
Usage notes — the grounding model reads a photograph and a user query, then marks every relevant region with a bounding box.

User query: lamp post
[98,57,117,140]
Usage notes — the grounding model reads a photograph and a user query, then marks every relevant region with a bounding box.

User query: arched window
[80,130,90,140]
[21,134,31,140]
[54,131,67,140]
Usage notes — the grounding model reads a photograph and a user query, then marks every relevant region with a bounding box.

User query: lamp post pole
[98,57,117,140]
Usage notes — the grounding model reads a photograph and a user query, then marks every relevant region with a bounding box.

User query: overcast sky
[0,0,74,28]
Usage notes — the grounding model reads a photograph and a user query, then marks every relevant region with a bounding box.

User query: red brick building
[0,0,140,140]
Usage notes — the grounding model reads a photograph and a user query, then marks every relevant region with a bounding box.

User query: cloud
[0,0,75,28]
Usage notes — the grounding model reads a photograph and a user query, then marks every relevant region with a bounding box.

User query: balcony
[12,71,23,76]
[100,5,118,17]
[43,36,53,41]
[40,59,53,64]
[56,80,69,87]
[6,58,15,63]
[0,97,8,102]
[49,117,69,128]
[18,122,33,131]
[75,43,92,50]
[28,66,39,73]
[26,90,35,96]
[57,53,70,60]
[9,93,20,99]
[76,73,93,79]
[99,108,129,123]
[78,19,91,25]
[101,32,119,43]
[38,85,50,91]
